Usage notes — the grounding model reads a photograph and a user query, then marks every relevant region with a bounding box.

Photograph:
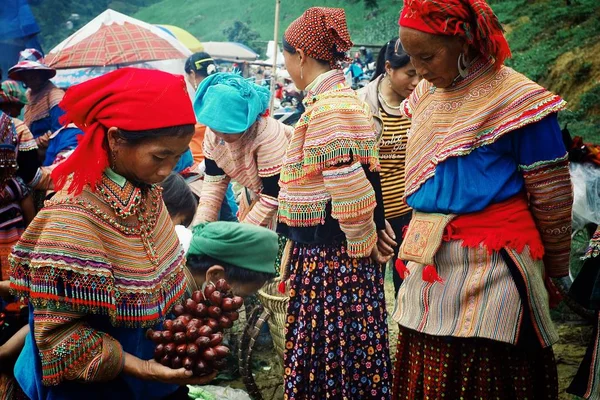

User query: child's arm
[0,324,29,362]
[20,193,36,226]
[0,280,10,296]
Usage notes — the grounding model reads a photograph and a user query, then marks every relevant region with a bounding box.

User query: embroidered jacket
[278,69,380,257]
[194,116,292,227]
[10,169,186,387]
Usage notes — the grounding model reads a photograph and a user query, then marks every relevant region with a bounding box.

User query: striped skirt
[283,241,392,400]
[392,241,559,399]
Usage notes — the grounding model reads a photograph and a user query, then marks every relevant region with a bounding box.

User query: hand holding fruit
[146,279,244,377]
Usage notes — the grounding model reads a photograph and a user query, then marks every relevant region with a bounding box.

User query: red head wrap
[52,68,196,195]
[284,7,353,68]
[399,0,511,68]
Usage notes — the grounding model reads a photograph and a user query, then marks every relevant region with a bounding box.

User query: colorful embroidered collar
[403,59,566,198]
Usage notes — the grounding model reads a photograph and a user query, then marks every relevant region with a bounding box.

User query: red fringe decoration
[52,121,109,195]
[395,259,410,280]
[422,265,443,284]
[278,280,286,294]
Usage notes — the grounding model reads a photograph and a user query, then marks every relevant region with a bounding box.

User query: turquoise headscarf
[193,72,271,134]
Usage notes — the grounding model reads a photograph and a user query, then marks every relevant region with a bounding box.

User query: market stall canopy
[201,42,258,62]
[157,25,204,53]
[264,40,284,66]
[45,9,191,69]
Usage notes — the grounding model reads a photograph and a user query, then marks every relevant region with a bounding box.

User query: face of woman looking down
[399,27,467,89]
[107,127,194,185]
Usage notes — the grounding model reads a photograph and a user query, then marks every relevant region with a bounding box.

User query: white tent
[264,40,284,66]
[201,42,258,62]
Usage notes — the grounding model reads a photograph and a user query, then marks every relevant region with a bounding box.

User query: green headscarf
[188,222,278,274]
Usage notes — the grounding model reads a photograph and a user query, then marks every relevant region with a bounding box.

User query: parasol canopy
[157,25,204,53]
[45,9,191,69]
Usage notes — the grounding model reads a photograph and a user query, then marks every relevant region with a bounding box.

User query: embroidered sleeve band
[241,193,279,227]
[323,161,377,257]
[193,173,231,225]
[33,308,124,386]
[521,155,573,277]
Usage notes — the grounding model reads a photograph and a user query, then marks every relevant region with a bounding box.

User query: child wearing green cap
[185,222,278,297]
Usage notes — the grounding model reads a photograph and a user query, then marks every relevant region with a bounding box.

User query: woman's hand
[377,220,397,257]
[144,360,218,385]
[370,244,392,265]
[123,353,217,385]
[0,280,11,297]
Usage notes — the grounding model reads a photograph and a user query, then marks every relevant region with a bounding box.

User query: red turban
[52,68,196,195]
[399,0,511,68]
[284,7,353,68]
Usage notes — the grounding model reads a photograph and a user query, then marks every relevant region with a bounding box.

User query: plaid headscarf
[284,7,353,68]
[399,0,511,68]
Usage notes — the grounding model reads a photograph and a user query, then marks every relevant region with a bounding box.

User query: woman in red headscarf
[8,68,216,400]
[278,7,392,399]
[391,0,572,398]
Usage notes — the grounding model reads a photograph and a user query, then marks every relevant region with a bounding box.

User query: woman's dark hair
[187,254,276,284]
[282,37,346,67]
[371,38,411,82]
[184,52,218,78]
[117,124,195,146]
[160,172,198,227]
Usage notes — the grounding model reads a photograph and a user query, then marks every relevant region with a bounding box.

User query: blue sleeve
[512,113,568,168]
[218,184,239,222]
[173,149,194,173]
[49,105,67,133]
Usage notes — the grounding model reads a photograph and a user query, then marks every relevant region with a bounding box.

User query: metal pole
[269,0,281,115]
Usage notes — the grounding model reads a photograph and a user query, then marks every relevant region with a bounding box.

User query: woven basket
[257,277,289,360]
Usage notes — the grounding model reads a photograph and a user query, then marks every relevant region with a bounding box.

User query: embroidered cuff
[323,161,377,221]
[242,194,279,227]
[522,155,573,277]
[193,175,230,225]
[343,217,377,258]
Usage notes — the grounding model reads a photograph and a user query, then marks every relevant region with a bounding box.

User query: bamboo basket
[256,277,289,360]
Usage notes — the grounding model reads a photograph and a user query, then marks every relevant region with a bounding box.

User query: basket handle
[238,305,271,400]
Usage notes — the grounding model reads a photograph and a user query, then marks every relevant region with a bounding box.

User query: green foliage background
[30,0,600,141]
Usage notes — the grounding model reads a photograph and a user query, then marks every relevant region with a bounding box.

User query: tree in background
[364,0,379,9]
[223,20,261,53]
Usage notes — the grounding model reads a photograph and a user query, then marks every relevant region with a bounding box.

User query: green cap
[188,222,278,274]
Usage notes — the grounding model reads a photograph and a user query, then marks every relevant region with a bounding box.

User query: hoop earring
[457,53,469,78]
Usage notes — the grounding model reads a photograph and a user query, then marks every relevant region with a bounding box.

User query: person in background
[358,38,421,292]
[278,7,392,399]
[184,52,238,222]
[193,72,292,228]
[0,112,36,400]
[568,229,600,399]
[392,0,572,398]
[9,68,214,400]
[185,221,278,298]
[0,80,27,120]
[7,49,82,167]
[160,172,198,254]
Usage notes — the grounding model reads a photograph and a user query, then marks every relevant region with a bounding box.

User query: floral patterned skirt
[393,326,559,400]
[282,241,392,400]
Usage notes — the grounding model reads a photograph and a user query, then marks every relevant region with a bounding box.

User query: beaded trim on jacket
[9,169,186,328]
[402,58,567,198]
[278,69,380,227]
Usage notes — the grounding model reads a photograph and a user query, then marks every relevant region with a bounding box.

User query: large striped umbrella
[45,9,191,69]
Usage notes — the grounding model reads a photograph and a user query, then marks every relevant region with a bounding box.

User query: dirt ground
[215,271,594,400]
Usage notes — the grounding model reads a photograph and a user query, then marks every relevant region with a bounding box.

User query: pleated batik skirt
[282,241,392,400]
